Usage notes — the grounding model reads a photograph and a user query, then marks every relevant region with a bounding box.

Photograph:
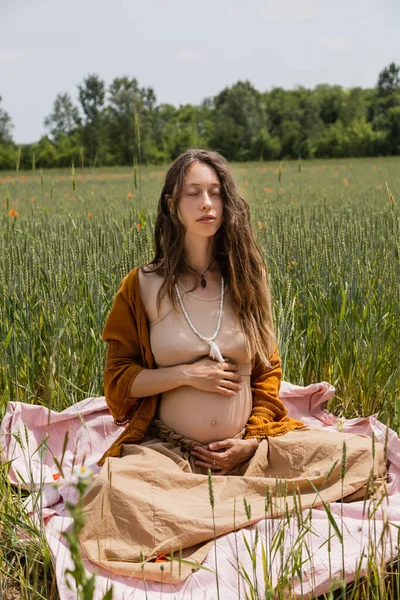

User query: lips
[197,216,216,222]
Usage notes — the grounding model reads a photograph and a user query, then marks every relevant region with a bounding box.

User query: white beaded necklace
[174,276,225,364]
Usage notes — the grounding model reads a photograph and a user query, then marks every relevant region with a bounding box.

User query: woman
[80,149,386,583]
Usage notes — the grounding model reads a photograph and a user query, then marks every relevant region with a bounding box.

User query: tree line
[1,63,400,169]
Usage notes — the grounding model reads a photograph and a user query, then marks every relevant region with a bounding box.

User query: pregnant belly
[157,379,253,444]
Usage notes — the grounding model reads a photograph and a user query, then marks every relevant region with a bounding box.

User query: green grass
[0,156,399,598]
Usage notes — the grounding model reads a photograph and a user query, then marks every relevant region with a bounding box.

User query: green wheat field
[0,155,399,599]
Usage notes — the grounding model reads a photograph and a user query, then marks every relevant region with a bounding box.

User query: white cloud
[0,49,28,63]
[316,37,352,52]
[258,0,319,22]
[179,50,206,62]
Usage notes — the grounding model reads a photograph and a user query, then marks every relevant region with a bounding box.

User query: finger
[192,452,227,469]
[212,470,228,476]
[221,379,242,391]
[208,440,233,451]
[191,449,209,460]
[221,361,240,372]
[221,370,243,383]
[215,386,237,396]
[192,448,225,461]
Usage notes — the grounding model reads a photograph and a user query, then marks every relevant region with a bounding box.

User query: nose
[201,191,213,210]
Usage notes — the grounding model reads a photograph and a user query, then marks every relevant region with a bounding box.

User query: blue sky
[1,0,399,143]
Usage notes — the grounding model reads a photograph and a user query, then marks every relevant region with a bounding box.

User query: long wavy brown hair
[145,149,276,367]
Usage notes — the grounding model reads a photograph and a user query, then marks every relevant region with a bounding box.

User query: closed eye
[187,190,220,196]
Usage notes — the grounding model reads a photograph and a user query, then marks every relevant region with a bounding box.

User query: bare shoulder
[139,263,162,283]
[138,264,164,306]
[140,262,157,274]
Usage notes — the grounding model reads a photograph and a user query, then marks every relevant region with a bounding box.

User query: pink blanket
[1,381,400,599]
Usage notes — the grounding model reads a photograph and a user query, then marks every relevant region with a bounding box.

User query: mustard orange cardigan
[98,266,303,465]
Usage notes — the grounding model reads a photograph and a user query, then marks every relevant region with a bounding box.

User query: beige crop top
[138,268,253,443]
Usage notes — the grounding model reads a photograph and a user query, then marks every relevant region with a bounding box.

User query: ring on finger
[211,459,219,468]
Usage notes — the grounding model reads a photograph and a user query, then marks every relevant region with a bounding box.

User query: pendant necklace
[185,258,215,288]
[175,275,225,363]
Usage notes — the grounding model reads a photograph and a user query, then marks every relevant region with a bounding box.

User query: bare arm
[130,357,243,398]
[130,364,185,397]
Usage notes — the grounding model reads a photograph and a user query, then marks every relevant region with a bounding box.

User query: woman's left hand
[191,438,259,475]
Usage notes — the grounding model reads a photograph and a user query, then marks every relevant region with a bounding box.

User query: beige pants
[80,423,387,583]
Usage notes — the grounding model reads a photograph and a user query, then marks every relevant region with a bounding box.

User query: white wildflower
[72,465,94,482]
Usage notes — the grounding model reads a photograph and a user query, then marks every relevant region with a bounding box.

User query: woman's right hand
[181,357,244,396]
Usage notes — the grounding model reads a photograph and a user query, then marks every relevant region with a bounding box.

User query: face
[173,162,223,238]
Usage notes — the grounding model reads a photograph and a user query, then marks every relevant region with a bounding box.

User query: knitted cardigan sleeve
[244,344,303,439]
[102,268,154,426]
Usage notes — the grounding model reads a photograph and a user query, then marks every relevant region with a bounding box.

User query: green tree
[315,120,348,157]
[279,119,305,158]
[387,106,400,154]
[250,127,281,161]
[106,76,157,165]
[5,64,400,170]
[44,92,81,141]
[78,74,106,165]
[55,132,83,167]
[33,136,59,168]
[209,81,267,160]
[367,88,400,140]
[160,104,212,160]
[345,118,376,156]
[315,118,377,158]
[0,96,14,144]
[314,84,346,125]
[151,103,177,162]
[338,87,367,127]
[0,144,15,169]
[265,87,303,135]
[264,87,323,158]
[378,63,400,96]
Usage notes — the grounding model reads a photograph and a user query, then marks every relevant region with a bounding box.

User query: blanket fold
[1,382,400,599]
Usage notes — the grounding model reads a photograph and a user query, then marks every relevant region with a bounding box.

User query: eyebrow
[185,182,220,186]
